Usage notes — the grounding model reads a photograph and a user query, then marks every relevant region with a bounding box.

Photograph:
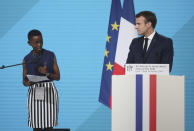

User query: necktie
[143,38,148,54]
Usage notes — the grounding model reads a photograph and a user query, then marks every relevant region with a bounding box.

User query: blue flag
[99,0,136,108]
[99,0,122,108]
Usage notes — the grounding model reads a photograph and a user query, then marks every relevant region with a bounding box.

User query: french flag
[113,0,137,75]
[136,75,157,131]
[99,0,137,108]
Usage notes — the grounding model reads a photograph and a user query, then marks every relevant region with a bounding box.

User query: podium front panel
[112,75,136,131]
[112,75,184,131]
[156,75,184,131]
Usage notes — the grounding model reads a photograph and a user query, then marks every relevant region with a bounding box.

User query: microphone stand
[0,58,40,69]
[1,51,43,70]
[0,63,24,69]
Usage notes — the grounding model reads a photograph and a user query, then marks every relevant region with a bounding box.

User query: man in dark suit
[126,11,174,72]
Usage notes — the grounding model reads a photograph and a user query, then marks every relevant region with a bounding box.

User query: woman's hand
[23,80,34,86]
[38,65,47,75]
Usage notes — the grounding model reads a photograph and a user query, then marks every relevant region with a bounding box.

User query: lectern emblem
[128,65,133,72]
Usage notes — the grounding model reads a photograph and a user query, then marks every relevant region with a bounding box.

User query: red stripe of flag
[150,75,156,131]
[113,62,125,75]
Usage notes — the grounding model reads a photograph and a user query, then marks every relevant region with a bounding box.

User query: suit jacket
[126,32,174,72]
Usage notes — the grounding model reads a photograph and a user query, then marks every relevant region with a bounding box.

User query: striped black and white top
[27,82,59,128]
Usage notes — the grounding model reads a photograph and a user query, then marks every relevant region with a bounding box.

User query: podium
[112,75,184,131]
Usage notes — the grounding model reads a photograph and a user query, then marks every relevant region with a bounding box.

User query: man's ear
[147,21,152,28]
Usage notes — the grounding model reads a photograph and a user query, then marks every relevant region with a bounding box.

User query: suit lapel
[138,36,144,52]
[144,32,159,59]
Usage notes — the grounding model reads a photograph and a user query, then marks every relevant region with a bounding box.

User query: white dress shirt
[143,31,156,51]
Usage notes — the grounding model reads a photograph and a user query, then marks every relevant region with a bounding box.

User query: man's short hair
[136,11,157,29]
[28,29,42,40]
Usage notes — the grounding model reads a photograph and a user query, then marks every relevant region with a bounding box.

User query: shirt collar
[144,30,156,40]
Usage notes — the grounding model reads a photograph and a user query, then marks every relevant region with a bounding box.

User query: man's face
[29,35,43,53]
[135,16,150,36]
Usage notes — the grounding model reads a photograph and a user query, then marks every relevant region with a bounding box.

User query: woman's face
[29,35,43,53]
